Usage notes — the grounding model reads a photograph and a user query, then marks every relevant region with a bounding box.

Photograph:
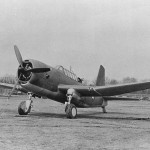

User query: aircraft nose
[17,61,33,83]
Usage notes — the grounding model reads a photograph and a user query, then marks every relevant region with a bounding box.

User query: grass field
[0,96,150,149]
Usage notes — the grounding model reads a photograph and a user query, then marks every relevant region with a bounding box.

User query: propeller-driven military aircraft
[1,45,150,119]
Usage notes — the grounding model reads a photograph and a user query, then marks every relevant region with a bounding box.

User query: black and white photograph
[0,0,150,149]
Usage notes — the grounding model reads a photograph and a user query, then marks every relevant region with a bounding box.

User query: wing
[58,81,150,97]
[0,82,27,93]
[0,82,15,89]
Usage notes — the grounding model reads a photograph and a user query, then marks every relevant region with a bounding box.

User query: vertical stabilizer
[96,65,105,86]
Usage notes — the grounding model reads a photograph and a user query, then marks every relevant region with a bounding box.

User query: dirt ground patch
[0,96,150,150]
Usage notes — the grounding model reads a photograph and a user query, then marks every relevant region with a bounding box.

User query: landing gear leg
[102,106,107,113]
[28,92,33,108]
[102,100,108,113]
[64,94,73,111]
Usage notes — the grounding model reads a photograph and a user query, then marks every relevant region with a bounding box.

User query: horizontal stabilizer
[103,96,139,101]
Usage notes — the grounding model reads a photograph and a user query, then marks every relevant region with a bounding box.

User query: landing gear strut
[18,92,33,115]
[102,106,107,113]
[102,100,108,113]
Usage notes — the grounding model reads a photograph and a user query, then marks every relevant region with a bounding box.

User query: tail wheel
[65,104,77,119]
[18,100,31,115]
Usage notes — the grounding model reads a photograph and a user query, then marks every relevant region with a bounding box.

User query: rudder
[96,65,105,86]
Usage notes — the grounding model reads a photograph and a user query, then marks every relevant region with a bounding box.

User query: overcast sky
[0,0,150,81]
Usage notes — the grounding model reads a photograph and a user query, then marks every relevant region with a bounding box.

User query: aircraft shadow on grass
[14,111,150,121]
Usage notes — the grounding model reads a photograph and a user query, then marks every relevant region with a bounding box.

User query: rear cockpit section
[55,65,79,82]
[18,60,33,83]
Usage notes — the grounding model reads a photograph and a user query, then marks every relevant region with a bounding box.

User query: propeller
[14,45,50,73]
[18,67,50,73]
[14,45,23,68]
[24,68,50,73]
[8,45,51,99]
[8,79,19,99]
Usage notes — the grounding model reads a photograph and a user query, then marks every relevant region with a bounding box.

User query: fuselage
[17,59,105,107]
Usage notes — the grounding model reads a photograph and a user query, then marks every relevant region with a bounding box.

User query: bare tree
[122,77,137,83]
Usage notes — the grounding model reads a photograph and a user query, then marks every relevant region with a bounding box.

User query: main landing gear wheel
[65,104,77,119]
[18,100,32,115]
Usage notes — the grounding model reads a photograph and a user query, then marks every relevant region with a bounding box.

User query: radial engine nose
[14,45,50,83]
[17,61,33,83]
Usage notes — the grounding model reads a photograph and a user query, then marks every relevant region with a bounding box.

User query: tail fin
[96,65,105,86]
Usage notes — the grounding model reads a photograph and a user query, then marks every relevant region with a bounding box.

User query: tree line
[0,74,16,95]
[0,74,16,84]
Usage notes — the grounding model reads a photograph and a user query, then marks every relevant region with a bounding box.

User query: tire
[65,104,77,119]
[18,101,31,115]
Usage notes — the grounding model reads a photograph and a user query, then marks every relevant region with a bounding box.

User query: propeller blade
[8,80,19,99]
[14,45,23,68]
[26,68,50,73]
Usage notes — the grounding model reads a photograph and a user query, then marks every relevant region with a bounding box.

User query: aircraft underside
[18,83,108,119]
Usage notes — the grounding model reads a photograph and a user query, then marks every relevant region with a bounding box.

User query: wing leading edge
[0,82,27,93]
[58,81,150,97]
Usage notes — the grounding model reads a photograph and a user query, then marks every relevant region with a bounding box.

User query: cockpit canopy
[55,65,78,81]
